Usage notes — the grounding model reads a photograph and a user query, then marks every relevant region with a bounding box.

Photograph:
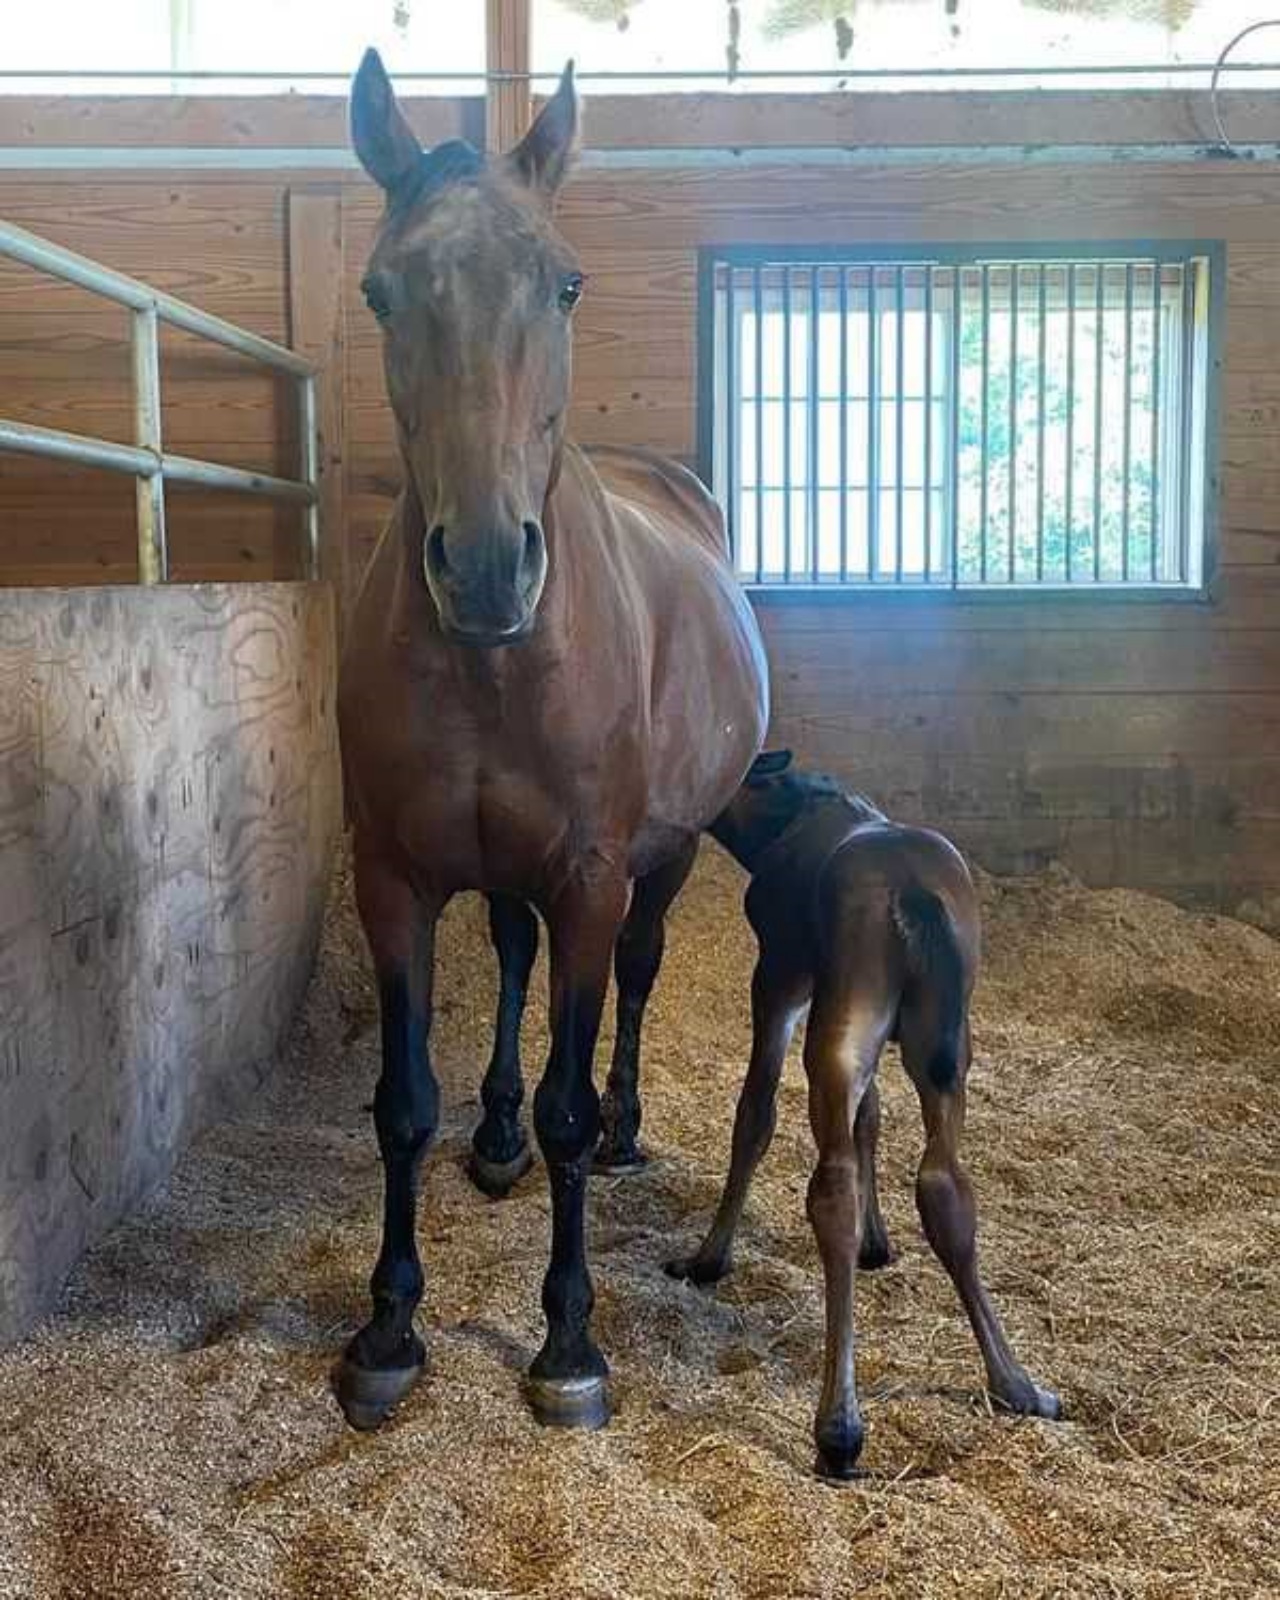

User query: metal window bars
[704,243,1218,593]
[0,218,319,584]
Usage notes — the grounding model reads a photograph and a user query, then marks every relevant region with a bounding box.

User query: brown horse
[667,753,1060,1478]
[335,51,769,1432]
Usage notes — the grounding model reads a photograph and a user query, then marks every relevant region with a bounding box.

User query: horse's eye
[362,274,393,323]
[558,273,584,312]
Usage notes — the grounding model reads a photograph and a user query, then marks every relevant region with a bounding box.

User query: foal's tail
[892,887,967,1092]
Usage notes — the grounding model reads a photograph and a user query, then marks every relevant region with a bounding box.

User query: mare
[335,50,769,1431]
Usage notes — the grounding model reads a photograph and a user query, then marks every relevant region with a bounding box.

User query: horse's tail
[892,887,967,1092]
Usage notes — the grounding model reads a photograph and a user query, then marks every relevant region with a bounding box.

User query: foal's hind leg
[803,990,894,1480]
[471,894,539,1197]
[855,1081,896,1271]
[595,839,698,1175]
[664,954,808,1284]
[900,1015,1060,1420]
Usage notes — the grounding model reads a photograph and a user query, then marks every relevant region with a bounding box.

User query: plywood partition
[0,581,340,1342]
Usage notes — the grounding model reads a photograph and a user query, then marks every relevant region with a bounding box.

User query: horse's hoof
[664,1252,729,1287]
[814,1451,867,1483]
[332,1354,425,1431]
[469,1143,534,1199]
[994,1379,1062,1421]
[593,1143,649,1177]
[814,1415,865,1481]
[526,1373,611,1430]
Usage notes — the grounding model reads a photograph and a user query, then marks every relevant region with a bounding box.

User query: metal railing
[0,218,319,583]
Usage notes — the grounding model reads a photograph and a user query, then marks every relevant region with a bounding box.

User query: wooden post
[486,0,531,154]
[286,186,349,631]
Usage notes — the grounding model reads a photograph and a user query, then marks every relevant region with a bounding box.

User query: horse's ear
[351,48,424,195]
[748,749,794,781]
[507,60,581,202]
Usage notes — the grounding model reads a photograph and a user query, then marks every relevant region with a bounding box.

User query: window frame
[696,239,1225,607]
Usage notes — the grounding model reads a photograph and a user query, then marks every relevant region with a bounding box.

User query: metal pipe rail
[0,217,320,583]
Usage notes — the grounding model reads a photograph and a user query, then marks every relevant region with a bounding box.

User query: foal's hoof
[333,1350,425,1432]
[526,1373,611,1430]
[994,1378,1062,1421]
[664,1251,729,1287]
[857,1235,897,1272]
[469,1142,534,1199]
[593,1142,649,1178]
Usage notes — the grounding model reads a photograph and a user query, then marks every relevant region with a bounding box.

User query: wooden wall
[2,111,1280,924]
[340,159,1280,928]
[0,175,305,586]
[0,582,340,1342]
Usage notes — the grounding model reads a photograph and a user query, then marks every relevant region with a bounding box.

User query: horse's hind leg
[665,954,807,1284]
[595,838,698,1174]
[855,1081,895,1271]
[470,893,539,1197]
[803,987,894,1480]
[335,840,446,1431]
[900,1013,1060,1420]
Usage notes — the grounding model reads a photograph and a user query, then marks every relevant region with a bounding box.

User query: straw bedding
[1,843,1276,1599]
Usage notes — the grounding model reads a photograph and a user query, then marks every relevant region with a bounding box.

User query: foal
[667,752,1059,1478]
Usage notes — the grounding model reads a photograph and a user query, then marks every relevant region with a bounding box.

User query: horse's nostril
[427,525,450,577]
[523,521,542,561]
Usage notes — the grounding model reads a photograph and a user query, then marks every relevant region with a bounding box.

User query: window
[700,245,1219,592]
[3,1,485,94]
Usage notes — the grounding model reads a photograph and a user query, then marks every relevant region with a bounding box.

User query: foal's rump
[818,822,979,1087]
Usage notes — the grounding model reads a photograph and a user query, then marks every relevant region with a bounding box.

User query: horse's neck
[540,447,635,643]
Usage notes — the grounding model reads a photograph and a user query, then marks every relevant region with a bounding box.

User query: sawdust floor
[1,845,1278,1600]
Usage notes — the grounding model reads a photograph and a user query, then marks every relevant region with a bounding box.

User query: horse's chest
[384,738,626,898]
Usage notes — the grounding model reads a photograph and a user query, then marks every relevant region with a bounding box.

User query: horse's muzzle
[424,520,547,647]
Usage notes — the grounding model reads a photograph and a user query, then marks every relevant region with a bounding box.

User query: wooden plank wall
[341,159,1280,927]
[0,582,340,1342]
[2,144,1279,922]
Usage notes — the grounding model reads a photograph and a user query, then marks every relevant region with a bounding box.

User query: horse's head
[351,49,583,646]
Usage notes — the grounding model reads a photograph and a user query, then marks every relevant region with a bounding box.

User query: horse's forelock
[390,139,486,210]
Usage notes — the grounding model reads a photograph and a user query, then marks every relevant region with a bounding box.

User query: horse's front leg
[596,838,698,1174]
[334,842,446,1431]
[526,864,629,1429]
[470,893,540,1197]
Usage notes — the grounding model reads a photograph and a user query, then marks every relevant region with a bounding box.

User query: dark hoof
[815,1415,866,1481]
[994,1379,1062,1421]
[333,1354,425,1431]
[593,1143,649,1177]
[814,1451,868,1483]
[469,1142,534,1198]
[858,1236,897,1272]
[664,1252,729,1287]
[526,1373,611,1430]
